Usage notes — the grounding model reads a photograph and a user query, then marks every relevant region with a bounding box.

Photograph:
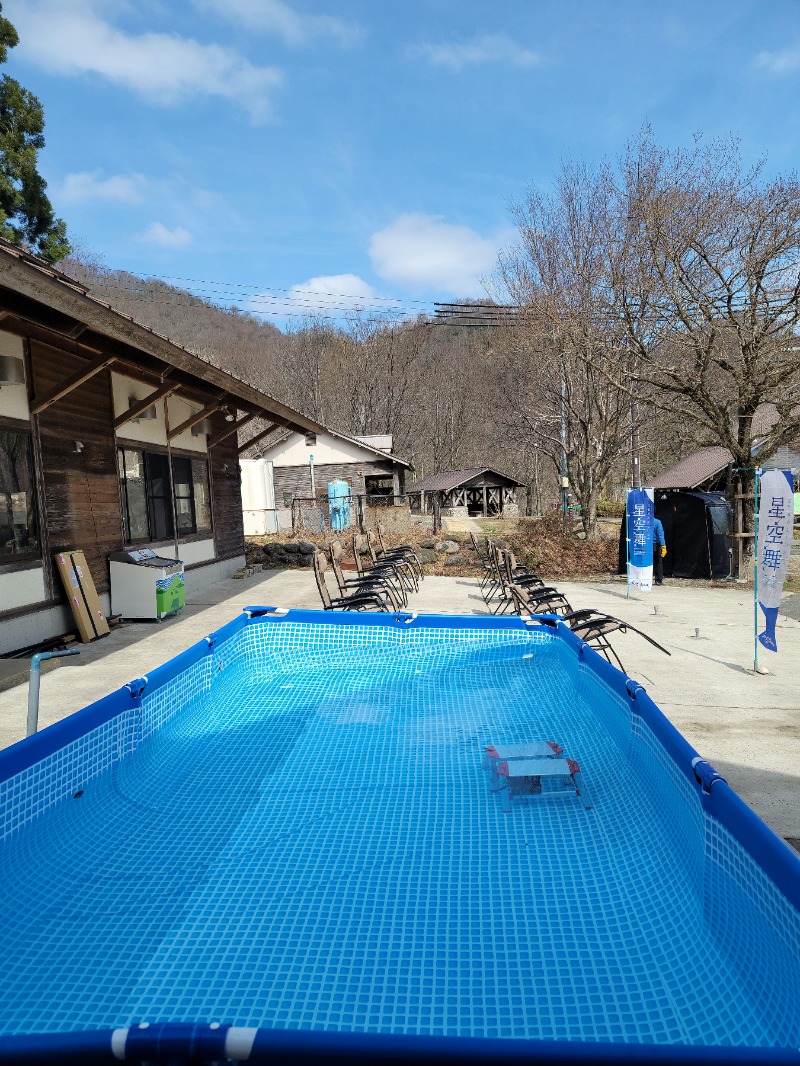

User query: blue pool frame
[1,607,798,1066]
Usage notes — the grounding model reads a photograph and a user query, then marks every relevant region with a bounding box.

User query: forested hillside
[62,255,689,530]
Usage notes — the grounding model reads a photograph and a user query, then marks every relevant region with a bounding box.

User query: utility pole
[533,443,540,516]
[630,397,641,489]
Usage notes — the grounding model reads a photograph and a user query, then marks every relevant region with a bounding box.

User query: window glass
[144,451,174,541]
[171,456,195,536]
[118,447,149,542]
[191,459,212,532]
[0,427,38,557]
[117,447,213,544]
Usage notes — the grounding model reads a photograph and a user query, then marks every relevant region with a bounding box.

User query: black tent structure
[618,490,732,580]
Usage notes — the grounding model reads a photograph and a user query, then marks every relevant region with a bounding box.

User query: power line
[66,281,431,324]
[135,272,439,311]
[64,270,442,324]
[432,292,800,329]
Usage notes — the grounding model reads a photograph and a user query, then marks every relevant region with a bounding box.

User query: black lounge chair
[508,583,573,617]
[313,551,392,612]
[469,532,496,591]
[375,523,424,581]
[328,541,404,610]
[564,611,672,673]
[365,530,420,588]
[352,533,417,595]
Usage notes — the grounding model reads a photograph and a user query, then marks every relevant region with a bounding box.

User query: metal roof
[252,425,412,468]
[651,447,733,489]
[407,467,524,493]
[651,407,793,489]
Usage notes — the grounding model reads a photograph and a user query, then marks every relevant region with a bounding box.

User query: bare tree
[339,314,421,445]
[496,163,646,537]
[498,132,800,545]
[613,130,800,539]
[280,317,349,425]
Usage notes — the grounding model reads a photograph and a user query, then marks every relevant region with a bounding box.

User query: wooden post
[737,481,744,579]
[734,487,756,580]
[482,485,487,517]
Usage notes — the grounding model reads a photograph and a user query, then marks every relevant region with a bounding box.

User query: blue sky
[6,0,800,325]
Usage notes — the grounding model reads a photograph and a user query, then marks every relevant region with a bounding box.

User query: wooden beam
[208,412,258,449]
[114,382,178,430]
[238,422,279,455]
[30,352,116,415]
[167,397,225,440]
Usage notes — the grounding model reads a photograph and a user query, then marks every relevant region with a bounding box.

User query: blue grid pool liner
[0,609,798,1060]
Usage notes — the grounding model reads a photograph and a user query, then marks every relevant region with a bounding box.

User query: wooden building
[407,468,523,518]
[0,240,320,654]
[246,429,411,531]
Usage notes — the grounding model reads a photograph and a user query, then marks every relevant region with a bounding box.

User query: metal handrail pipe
[27,649,81,737]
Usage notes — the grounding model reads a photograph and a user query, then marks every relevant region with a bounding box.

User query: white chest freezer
[109,548,185,620]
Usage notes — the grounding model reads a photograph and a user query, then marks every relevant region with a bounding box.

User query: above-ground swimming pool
[0,607,798,1065]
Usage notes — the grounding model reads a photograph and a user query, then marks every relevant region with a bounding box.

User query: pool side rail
[1,1023,799,1064]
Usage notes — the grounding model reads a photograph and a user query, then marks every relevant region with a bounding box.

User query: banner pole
[753,468,759,674]
[625,489,631,599]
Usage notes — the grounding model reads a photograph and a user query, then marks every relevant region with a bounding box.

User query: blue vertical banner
[626,487,655,592]
[756,469,794,652]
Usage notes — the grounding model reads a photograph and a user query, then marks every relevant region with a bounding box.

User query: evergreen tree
[0,4,70,262]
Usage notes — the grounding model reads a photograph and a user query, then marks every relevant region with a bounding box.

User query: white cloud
[59,170,150,205]
[14,0,283,122]
[141,222,192,248]
[195,0,362,47]
[754,44,800,75]
[248,273,379,317]
[411,32,541,72]
[369,214,510,297]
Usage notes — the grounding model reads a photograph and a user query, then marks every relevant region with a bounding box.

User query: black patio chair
[354,532,418,594]
[508,583,573,618]
[469,532,496,591]
[564,611,672,673]
[328,541,404,609]
[313,551,392,612]
[366,529,421,587]
[375,523,424,581]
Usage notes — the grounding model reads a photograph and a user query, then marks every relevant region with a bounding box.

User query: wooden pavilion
[406,468,523,518]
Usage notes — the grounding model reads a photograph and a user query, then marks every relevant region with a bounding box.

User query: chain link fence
[290,494,430,535]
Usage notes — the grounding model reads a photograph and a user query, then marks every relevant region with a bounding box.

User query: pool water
[0,619,798,1049]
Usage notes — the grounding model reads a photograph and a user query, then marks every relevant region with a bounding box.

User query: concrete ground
[1,568,798,845]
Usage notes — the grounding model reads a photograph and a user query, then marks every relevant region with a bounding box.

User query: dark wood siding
[209,411,245,559]
[272,460,395,503]
[30,340,123,595]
